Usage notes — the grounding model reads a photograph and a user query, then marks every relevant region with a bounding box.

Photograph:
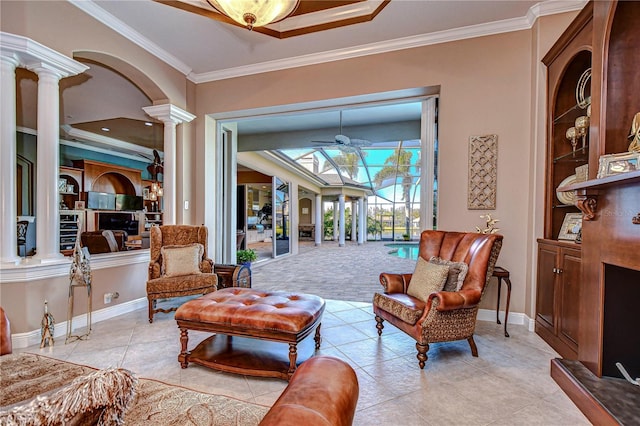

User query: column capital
[143,104,195,124]
[0,53,19,68]
[1,32,88,77]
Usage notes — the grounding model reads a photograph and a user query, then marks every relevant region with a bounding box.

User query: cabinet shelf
[558,169,640,192]
[553,103,589,124]
[553,145,588,163]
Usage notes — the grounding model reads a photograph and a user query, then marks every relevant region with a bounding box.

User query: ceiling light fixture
[206,0,299,30]
[101,127,110,132]
[144,122,153,127]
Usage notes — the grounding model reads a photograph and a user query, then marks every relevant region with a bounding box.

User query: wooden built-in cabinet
[537,2,593,358]
[535,241,581,359]
[542,2,640,423]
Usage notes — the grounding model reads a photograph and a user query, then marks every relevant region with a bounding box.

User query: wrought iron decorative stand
[65,223,93,343]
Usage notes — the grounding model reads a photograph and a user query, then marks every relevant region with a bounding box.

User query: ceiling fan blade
[349,138,372,146]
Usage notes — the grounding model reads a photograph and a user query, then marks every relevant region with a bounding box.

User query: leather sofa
[0,307,359,425]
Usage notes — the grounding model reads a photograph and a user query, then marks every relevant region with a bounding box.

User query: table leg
[288,343,298,376]
[179,328,190,368]
[503,277,512,337]
[314,323,322,350]
[496,277,502,325]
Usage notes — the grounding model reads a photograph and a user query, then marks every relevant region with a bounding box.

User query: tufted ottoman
[175,288,325,380]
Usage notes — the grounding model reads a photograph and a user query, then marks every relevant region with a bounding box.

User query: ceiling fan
[138,149,164,180]
[312,111,372,151]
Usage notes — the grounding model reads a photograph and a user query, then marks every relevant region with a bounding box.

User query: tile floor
[17,241,589,425]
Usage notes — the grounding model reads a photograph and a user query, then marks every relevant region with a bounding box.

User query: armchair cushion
[406,258,449,302]
[373,293,424,325]
[161,243,203,278]
[429,256,468,292]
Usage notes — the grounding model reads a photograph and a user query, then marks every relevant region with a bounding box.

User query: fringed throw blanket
[0,354,268,425]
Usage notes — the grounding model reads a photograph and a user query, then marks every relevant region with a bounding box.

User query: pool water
[386,243,419,260]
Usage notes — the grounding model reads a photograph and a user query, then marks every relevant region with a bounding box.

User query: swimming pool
[386,243,419,260]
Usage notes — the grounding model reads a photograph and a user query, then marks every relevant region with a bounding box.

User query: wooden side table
[492,266,512,337]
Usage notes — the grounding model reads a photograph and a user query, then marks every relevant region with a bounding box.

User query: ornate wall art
[468,134,498,210]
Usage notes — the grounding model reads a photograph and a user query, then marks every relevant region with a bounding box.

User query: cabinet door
[558,247,581,351]
[536,244,558,330]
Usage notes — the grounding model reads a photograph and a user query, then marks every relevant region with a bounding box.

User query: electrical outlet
[104,293,112,304]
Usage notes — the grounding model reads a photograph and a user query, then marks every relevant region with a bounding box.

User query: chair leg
[375,315,384,336]
[467,336,478,357]
[416,342,429,369]
[148,297,154,323]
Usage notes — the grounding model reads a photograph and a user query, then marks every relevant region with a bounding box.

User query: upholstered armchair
[373,230,503,369]
[147,225,251,323]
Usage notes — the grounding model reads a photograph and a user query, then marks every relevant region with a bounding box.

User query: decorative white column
[351,200,357,243]
[143,104,196,225]
[30,67,65,261]
[1,33,87,263]
[332,200,339,241]
[363,198,369,244]
[338,194,345,247]
[358,197,365,245]
[0,55,20,264]
[314,194,322,246]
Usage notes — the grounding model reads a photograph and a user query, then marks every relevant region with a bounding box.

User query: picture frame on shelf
[58,178,68,193]
[74,201,85,210]
[596,151,640,178]
[143,188,150,200]
[558,212,582,241]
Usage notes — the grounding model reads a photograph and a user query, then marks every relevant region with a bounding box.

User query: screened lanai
[274,137,433,241]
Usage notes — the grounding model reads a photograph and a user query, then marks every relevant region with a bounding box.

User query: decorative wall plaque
[468,134,498,210]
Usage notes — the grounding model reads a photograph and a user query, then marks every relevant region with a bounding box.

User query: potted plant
[402,233,410,241]
[236,248,257,266]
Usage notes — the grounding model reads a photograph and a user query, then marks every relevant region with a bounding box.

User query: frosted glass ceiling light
[207,0,299,30]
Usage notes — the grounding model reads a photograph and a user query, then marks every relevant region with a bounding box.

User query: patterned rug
[0,353,269,425]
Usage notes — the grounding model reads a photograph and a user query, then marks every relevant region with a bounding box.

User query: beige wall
[1,260,147,333]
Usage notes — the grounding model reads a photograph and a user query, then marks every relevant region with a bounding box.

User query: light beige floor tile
[353,397,429,426]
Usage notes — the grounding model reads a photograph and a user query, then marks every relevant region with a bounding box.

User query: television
[115,194,143,211]
[98,212,139,235]
[86,191,116,210]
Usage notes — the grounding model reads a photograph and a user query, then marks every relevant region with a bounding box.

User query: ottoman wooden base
[175,288,325,380]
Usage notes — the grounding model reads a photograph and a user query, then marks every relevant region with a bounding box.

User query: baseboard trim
[477,308,535,331]
[11,297,147,349]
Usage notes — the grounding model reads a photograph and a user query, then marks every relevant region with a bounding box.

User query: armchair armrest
[148,261,161,280]
[200,258,214,273]
[427,288,482,312]
[379,272,412,294]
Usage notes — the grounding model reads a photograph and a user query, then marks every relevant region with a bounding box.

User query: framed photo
[596,152,640,178]
[558,213,582,241]
[58,178,67,193]
[143,188,150,200]
[74,201,85,210]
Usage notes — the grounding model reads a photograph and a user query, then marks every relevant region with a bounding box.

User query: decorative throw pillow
[407,257,450,302]
[429,256,469,292]
[161,243,203,277]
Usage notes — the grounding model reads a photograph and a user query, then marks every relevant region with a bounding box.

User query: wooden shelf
[558,169,640,191]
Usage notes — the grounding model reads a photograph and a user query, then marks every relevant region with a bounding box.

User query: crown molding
[67,0,193,76]
[69,0,587,84]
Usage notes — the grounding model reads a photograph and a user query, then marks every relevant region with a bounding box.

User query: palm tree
[373,145,416,237]
[321,151,360,180]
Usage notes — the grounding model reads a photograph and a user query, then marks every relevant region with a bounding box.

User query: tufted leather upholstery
[373,230,503,369]
[175,288,325,335]
[1,306,11,356]
[260,356,359,426]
